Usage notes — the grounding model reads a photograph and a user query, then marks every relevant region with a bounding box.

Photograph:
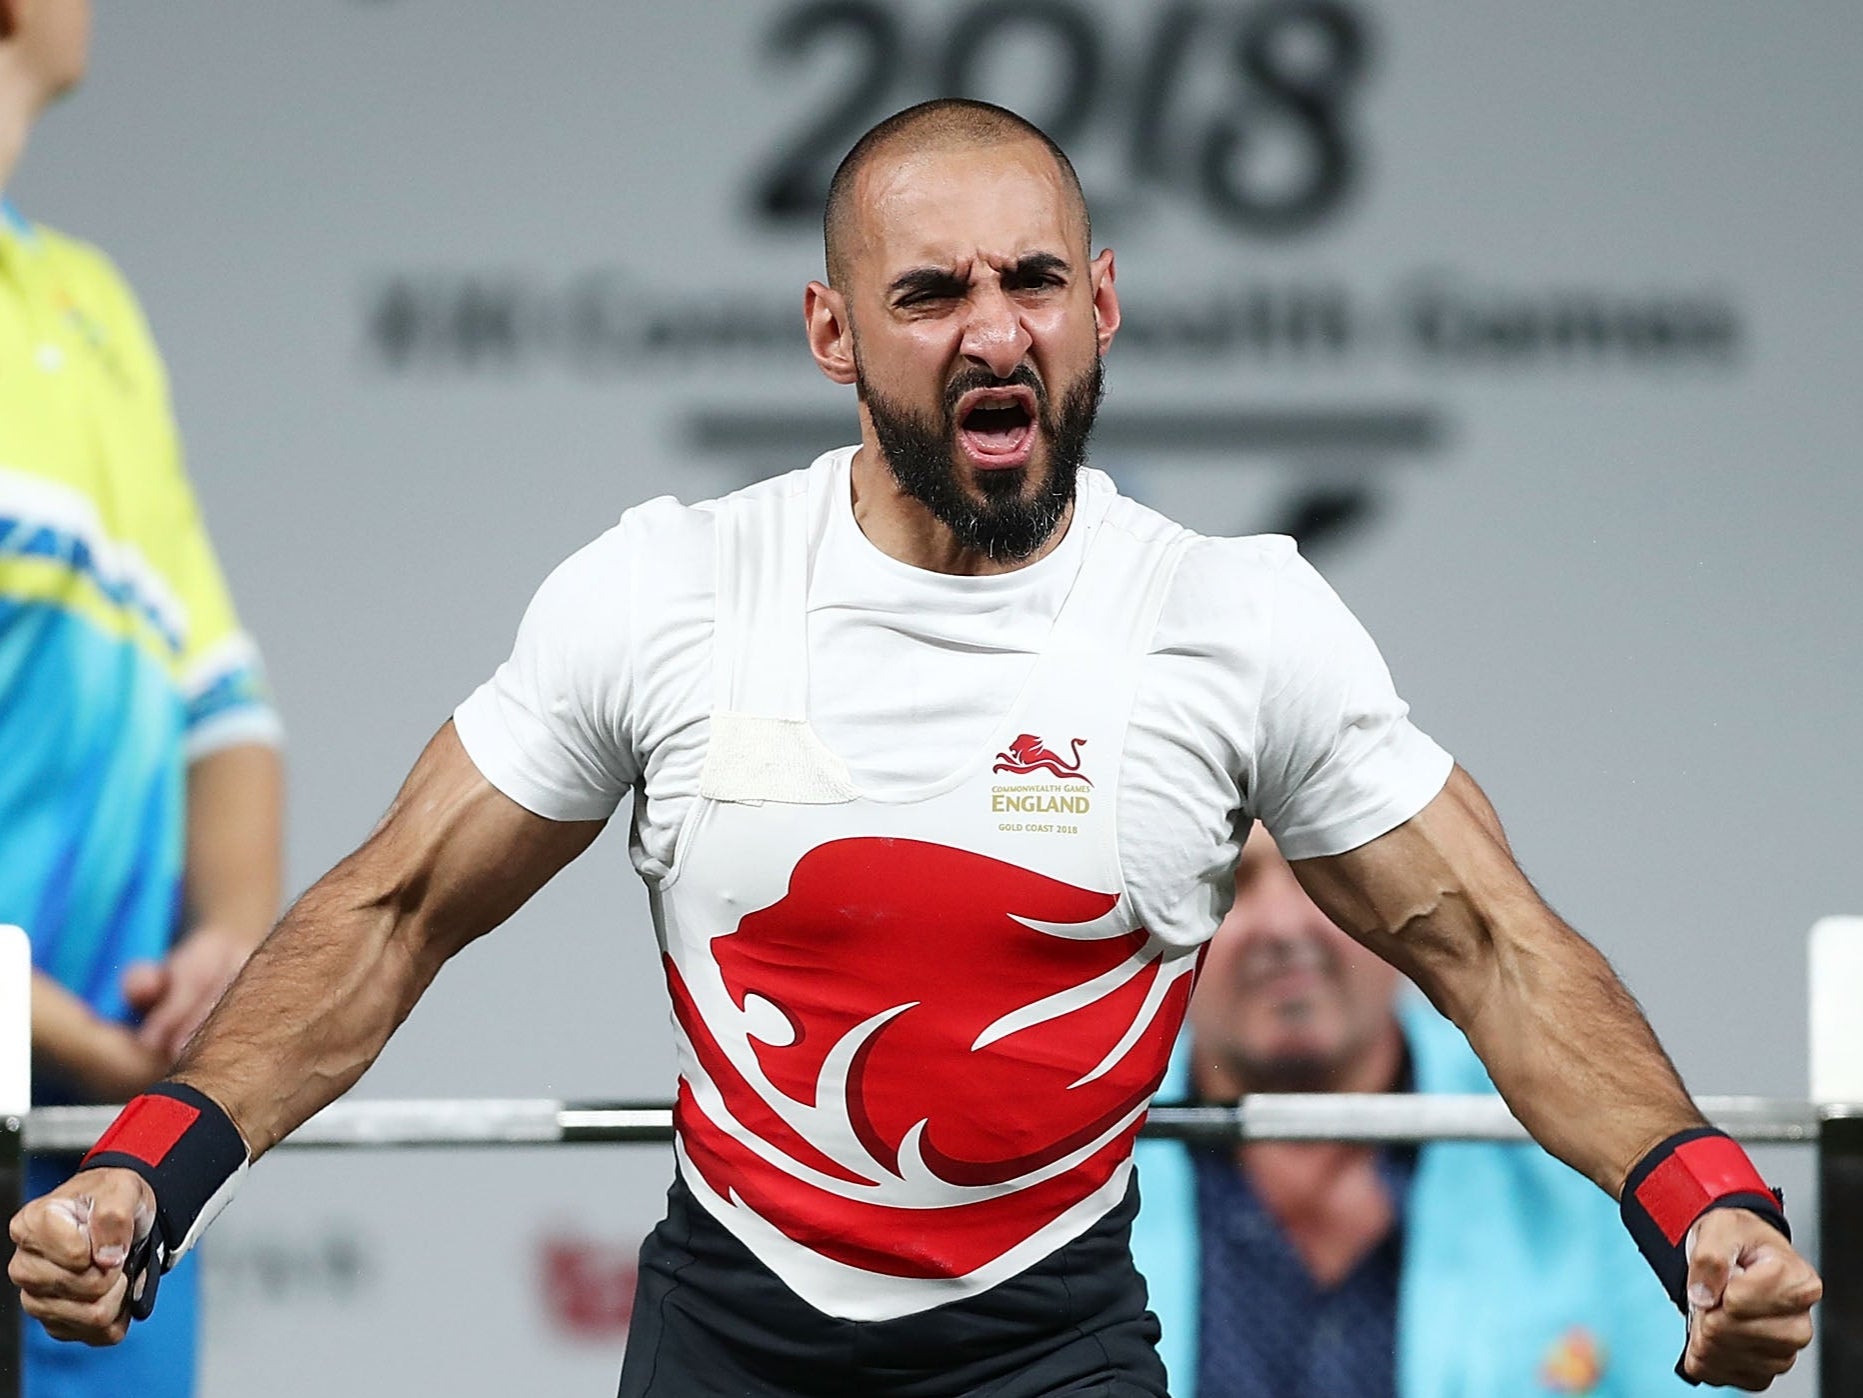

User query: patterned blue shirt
[1192,1142,1416,1398]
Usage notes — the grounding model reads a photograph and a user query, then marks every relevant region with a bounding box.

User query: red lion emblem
[992,733,1090,784]
[666,838,1195,1279]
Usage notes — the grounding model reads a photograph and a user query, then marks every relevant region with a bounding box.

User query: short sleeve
[171,484,282,761]
[73,238,282,761]
[1251,552,1452,860]
[453,527,640,822]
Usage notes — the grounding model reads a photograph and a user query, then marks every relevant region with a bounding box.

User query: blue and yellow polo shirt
[0,195,280,1033]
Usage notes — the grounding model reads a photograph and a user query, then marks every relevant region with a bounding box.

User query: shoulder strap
[707,471,809,719]
[699,464,858,804]
[1046,507,1194,670]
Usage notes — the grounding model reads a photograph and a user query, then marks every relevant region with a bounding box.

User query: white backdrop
[15,2,1861,1394]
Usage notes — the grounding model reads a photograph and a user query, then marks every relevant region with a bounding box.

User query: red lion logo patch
[666,838,1196,1280]
[992,733,1090,784]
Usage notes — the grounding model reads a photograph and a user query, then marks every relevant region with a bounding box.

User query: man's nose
[959,285,1033,380]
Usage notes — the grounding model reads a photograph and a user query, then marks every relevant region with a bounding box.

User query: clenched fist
[1680,1206,1822,1390]
[8,1167,156,1346]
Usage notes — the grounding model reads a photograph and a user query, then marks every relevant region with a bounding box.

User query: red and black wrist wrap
[1621,1126,1789,1313]
[79,1083,248,1317]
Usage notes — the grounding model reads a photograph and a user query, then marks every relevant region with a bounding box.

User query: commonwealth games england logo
[993,734,1090,785]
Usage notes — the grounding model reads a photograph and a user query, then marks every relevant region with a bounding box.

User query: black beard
[858,357,1104,562]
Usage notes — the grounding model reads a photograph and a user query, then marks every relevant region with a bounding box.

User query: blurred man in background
[1,1,284,1394]
[1134,829,1702,1397]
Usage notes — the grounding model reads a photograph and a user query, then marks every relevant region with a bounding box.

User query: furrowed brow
[1003,252,1072,286]
[888,266,969,302]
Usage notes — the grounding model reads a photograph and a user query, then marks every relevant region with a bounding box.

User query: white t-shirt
[453,447,1452,949]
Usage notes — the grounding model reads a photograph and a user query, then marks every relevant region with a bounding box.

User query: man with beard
[10,100,1820,1396]
[1132,832,1698,1397]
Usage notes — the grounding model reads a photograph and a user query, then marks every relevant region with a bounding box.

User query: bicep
[1286,765,1548,1017]
[359,721,605,960]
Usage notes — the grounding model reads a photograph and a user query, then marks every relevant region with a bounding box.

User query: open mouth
[955,386,1038,468]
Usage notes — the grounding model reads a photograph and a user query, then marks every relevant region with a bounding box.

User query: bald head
[823,99,1090,290]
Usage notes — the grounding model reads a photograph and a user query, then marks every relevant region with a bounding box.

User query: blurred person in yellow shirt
[1,2,283,1394]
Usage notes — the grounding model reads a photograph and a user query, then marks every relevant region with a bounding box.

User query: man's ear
[1089,248,1120,356]
[805,281,857,386]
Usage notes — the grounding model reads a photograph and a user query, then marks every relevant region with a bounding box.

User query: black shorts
[617,1172,1170,1398]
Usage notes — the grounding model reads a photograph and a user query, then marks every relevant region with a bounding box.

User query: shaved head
[823,98,1090,289]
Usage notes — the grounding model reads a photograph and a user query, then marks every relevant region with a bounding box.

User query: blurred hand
[1680,1207,1822,1390]
[8,1168,156,1346]
[31,970,166,1104]
[63,1023,167,1104]
[121,925,256,1064]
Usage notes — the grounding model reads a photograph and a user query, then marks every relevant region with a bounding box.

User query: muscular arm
[1290,765,1701,1196]
[169,721,602,1157]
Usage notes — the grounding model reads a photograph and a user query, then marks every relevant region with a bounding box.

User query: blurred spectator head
[1188,827,1405,1097]
[1,0,91,112]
